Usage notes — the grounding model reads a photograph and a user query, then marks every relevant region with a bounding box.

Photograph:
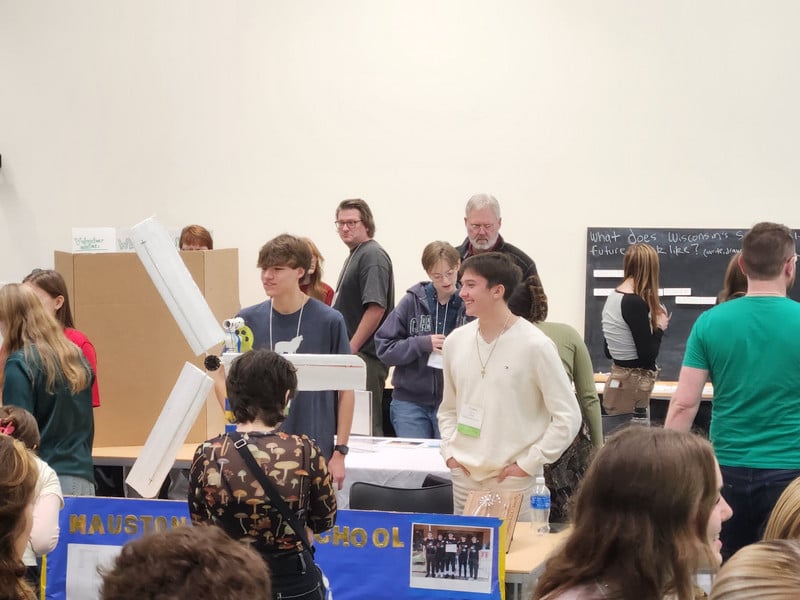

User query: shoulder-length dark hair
[534,427,718,600]
[226,349,298,426]
[336,198,376,237]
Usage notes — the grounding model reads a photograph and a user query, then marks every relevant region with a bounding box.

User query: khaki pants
[602,365,658,415]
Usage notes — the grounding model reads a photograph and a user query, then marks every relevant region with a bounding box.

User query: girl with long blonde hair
[601,243,670,418]
[763,476,800,541]
[0,283,95,496]
[709,540,800,600]
[22,268,101,407]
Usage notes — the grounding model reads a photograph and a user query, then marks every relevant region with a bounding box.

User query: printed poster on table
[43,497,504,600]
[314,510,505,600]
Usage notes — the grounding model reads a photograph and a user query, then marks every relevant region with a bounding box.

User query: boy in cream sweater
[438,253,580,518]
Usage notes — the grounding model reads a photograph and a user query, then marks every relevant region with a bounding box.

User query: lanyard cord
[434,299,449,335]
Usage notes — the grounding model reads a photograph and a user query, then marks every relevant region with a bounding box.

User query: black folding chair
[349,481,454,514]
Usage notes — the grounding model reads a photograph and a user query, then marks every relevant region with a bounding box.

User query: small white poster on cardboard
[71,228,117,253]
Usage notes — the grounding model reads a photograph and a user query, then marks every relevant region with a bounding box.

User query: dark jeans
[719,465,800,561]
[267,550,325,600]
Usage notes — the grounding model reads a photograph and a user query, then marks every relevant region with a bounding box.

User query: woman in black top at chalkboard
[601,243,670,416]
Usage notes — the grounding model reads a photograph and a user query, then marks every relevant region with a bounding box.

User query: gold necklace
[475,314,512,378]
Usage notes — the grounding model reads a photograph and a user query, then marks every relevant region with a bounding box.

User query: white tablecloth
[337,436,450,509]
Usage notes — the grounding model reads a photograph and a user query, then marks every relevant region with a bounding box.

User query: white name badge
[457,404,483,437]
[427,352,444,370]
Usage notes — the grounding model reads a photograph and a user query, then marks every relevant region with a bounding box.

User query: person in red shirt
[22,269,100,408]
[299,236,334,306]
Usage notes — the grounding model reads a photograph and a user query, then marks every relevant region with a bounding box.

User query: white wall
[2,1,799,332]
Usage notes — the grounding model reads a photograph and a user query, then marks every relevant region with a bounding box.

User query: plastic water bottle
[530,476,551,535]
[631,406,650,427]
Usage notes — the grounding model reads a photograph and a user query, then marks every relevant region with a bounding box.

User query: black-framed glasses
[334,219,362,230]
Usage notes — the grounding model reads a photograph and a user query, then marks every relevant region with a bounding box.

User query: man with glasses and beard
[456,193,538,280]
[333,198,395,436]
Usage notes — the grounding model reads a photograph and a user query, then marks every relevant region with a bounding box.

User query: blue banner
[315,511,505,600]
[44,497,504,600]
[43,497,190,600]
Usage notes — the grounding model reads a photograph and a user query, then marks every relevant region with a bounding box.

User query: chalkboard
[584,227,800,381]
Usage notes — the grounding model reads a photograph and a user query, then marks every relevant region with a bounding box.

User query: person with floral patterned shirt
[189,349,336,599]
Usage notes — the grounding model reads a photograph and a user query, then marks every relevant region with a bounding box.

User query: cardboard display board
[55,249,240,447]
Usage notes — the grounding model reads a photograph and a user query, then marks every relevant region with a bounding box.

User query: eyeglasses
[430,269,457,282]
[467,222,498,233]
[334,219,362,230]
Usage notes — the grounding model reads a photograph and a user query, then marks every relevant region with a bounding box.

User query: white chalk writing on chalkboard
[584,227,800,381]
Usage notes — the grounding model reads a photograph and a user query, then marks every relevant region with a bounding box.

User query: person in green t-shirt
[666,222,800,561]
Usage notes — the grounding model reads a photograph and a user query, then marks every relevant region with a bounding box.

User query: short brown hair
[741,222,796,280]
[336,198,376,237]
[226,349,298,426]
[179,225,213,250]
[460,252,522,301]
[257,234,312,272]
[100,524,271,600]
[421,241,460,272]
